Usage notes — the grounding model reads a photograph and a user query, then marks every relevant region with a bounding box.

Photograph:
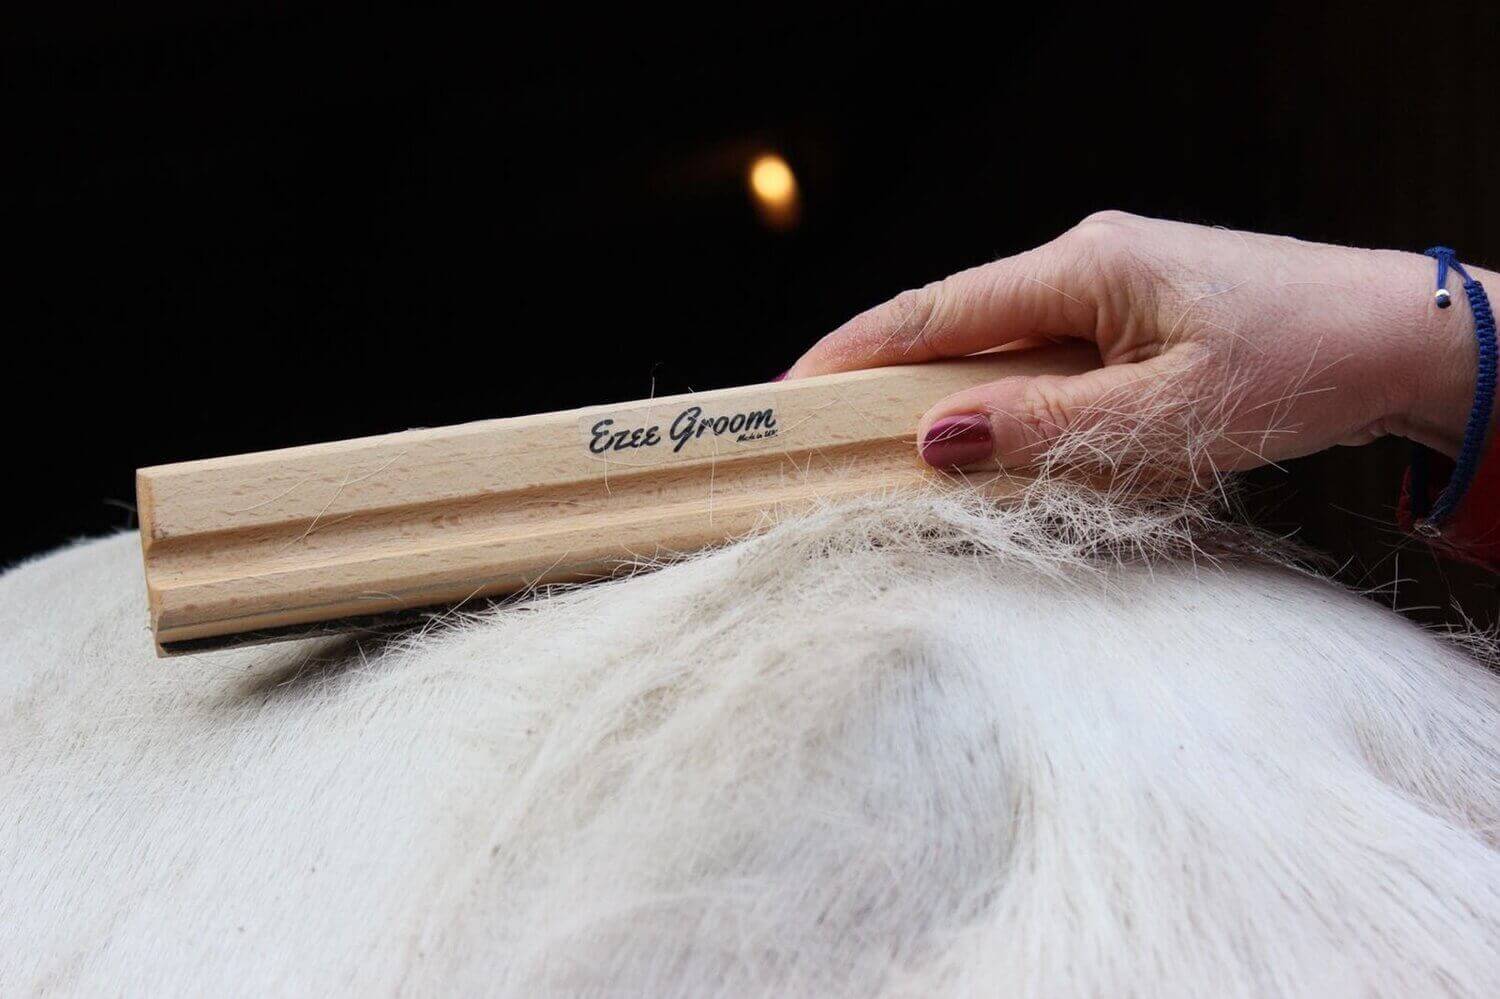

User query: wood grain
[138,347,1096,654]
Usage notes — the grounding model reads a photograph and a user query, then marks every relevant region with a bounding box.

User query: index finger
[785,236,1102,379]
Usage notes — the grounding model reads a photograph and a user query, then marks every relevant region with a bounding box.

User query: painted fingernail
[919,414,993,468]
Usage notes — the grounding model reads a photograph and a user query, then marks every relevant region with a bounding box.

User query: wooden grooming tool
[137,346,1094,655]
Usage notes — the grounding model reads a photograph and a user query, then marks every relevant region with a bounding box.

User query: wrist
[1381,252,1492,459]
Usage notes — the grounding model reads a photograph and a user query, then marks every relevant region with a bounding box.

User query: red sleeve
[1399,444,1500,570]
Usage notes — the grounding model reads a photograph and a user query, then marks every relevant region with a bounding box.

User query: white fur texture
[3,489,1500,997]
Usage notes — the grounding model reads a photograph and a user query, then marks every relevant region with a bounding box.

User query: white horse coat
[4,489,1499,996]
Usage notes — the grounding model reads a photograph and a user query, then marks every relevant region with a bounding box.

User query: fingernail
[772,369,790,382]
[919,414,993,468]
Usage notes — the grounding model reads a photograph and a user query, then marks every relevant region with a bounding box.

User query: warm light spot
[749,154,796,205]
[748,153,799,229]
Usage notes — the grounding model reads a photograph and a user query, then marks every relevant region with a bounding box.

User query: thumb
[916,350,1200,473]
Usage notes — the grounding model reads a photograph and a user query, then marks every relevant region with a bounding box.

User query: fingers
[787,212,1230,480]
[785,234,1104,379]
[916,348,1210,478]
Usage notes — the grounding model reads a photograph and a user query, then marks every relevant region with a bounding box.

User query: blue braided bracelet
[1409,246,1497,530]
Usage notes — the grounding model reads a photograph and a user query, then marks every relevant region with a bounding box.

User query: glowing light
[749,154,797,205]
[748,153,799,229]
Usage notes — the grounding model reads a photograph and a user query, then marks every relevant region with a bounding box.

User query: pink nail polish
[919,414,993,468]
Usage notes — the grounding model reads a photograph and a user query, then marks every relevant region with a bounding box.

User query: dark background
[4,3,1498,623]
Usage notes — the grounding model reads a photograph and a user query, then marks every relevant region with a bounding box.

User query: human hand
[786,212,1490,479]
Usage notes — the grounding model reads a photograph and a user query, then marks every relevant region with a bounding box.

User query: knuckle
[887,283,936,323]
[883,279,947,349]
[1059,212,1163,333]
[1010,378,1077,446]
[1065,211,1135,266]
[1078,208,1139,229]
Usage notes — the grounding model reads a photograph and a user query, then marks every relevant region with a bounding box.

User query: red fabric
[1399,444,1500,570]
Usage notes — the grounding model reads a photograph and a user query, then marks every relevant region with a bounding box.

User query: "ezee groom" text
[588,404,778,455]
